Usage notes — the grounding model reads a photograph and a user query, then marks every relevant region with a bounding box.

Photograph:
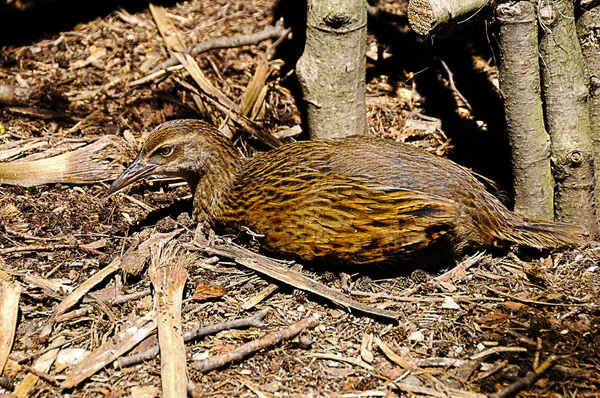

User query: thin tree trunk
[577,8,600,224]
[496,1,553,220]
[296,0,367,139]
[539,0,597,235]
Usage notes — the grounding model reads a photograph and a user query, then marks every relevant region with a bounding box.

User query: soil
[0,0,599,397]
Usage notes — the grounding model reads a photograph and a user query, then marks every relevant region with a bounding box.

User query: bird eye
[158,146,174,157]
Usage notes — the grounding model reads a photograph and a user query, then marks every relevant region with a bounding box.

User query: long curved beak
[108,156,158,195]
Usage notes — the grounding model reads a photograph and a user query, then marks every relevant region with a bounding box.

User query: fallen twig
[117,308,268,368]
[470,346,527,360]
[198,243,400,320]
[486,286,593,307]
[0,244,103,256]
[490,355,558,398]
[194,315,318,373]
[149,22,289,73]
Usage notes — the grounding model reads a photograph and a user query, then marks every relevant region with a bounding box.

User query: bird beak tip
[108,158,156,196]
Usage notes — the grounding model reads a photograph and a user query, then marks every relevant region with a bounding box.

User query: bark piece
[496,1,553,220]
[408,0,490,35]
[296,0,367,139]
[539,0,597,234]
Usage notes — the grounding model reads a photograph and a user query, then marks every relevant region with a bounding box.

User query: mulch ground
[0,0,599,397]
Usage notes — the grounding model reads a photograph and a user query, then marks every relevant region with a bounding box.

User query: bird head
[108,119,236,195]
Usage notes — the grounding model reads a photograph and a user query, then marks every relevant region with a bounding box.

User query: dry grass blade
[0,280,22,374]
[13,348,60,398]
[149,241,190,398]
[149,4,186,53]
[0,136,123,186]
[200,244,400,320]
[59,309,158,389]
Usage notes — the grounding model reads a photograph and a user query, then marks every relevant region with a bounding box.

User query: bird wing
[228,165,461,265]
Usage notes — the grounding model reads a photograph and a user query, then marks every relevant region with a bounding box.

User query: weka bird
[109,119,584,266]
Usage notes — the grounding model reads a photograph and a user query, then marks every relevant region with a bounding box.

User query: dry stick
[150,22,288,73]
[201,243,400,320]
[3,227,62,242]
[486,286,593,308]
[438,58,473,112]
[194,315,318,373]
[243,264,302,310]
[539,0,596,233]
[117,309,268,368]
[490,355,558,398]
[469,346,527,360]
[21,364,59,386]
[0,244,103,256]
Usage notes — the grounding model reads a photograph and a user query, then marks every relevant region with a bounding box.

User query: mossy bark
[496,1,553,220]
[539,0,597,235]
[296,0,367,139]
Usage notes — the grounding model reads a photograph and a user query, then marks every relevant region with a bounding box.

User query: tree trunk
[496,1,553,220]
[296,0,367,139]
[577,8,600,224]
[539,0,597,235]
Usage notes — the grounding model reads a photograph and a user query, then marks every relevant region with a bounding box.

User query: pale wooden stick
[149,242,189,398]
[0,280,22,374]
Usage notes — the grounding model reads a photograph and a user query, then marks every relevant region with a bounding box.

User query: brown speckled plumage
[110,119,585,266]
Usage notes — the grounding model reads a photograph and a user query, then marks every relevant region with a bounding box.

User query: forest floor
[0,0,599,397]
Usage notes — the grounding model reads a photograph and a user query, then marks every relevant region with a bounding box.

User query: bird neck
[190,144,244,224]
